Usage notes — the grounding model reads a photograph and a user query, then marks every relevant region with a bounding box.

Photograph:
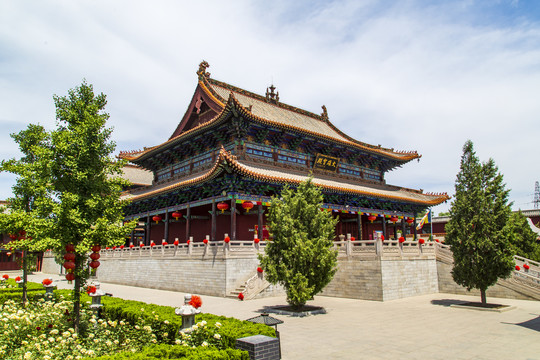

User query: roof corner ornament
[265,84,279,103]
[197,61,211,79]
[321,105,328,121]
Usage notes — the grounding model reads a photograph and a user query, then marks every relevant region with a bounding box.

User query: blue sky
[1,0,539,213]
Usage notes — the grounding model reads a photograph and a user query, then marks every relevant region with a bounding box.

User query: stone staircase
[228,271,271,300]
[434,242,540,300]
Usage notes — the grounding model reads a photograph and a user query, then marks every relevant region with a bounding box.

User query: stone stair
[227,271,271,300]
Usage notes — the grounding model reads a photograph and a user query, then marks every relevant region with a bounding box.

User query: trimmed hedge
[82,344,250,360]
[99,296,275,348]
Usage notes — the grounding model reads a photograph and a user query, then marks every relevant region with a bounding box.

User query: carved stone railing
[241,271,271,300]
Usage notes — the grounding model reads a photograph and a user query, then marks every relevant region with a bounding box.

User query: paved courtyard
[18,272,540,359]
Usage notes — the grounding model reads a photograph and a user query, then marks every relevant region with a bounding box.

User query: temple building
[119,62,449,245]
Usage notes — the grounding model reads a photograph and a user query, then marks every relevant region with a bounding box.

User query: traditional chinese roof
[123,148,449,206]
[119,62,420,164]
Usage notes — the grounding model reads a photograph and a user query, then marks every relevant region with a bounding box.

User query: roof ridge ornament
[265,84,279,103]
[197,61,211,79]
[321,105,328,121]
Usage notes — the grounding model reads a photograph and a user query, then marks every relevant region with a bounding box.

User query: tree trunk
[22,251,28,306]
[480,288,486,305]
[74,274,81,333]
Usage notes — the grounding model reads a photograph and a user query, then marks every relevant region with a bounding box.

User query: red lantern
[399,237,405,243]
[238,293,244,300]
[91,245,101,252]
[257,267,263,273]
[406,218,414,225]
[90,253,100,261]
[2,274,9,280]
[419,238,425,245]
[129,244,134,249]
[89,261,100,269]
[112,246,116,250]
[139,243,144,248]
[350,236,356,241]
[224,236,230,243]
[435,239,440,243]
[174,240,179,246]
[367,215,377,223]
[64,253,76,261]
[150,241,155,247]
[254,238,260,244]
[65,244,75,253]
[63,261,75,270]
[9,234,17,240]
[242,201,254,213]
[171,212,181,221]
[381,235,385,241]
[390,216,398,223]
[515,265,521,271]
[162,241,168,246]
[65,273,75,282]
[524,264,530,270]
[15,276,21,282]
[42,278,52,286]
[203,239,208,244]
[217,202,229,213]
[152,215,162,224]
[187,239,190,245]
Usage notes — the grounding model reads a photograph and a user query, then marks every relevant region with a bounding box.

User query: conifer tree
[259,178,338,309]
[445,140,514,304]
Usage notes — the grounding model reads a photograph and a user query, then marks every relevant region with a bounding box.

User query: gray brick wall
[236,335,280,360]
[381,257,438,301]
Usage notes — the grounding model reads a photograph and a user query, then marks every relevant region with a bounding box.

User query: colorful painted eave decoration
[124,148,449,206]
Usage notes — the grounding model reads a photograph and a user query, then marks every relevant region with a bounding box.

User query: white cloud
[0,0,538,212]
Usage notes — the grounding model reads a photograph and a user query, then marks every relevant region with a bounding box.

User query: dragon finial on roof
[321,105,328,121]
[197,61,211,79]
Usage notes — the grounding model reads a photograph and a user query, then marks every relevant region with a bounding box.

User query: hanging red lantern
[217,202,229,213]
[91,245,101,252]
[399,237,405,243]
[224,236,230,243]
[254,238,260,244]
[65,273,75,282]
[390,216,398,223]
[171,212,181,221]
[406,218,414,225]
[419,238,425,245]
[63,261,75,271]
[89,253,100,261]
[152,215,162,224]
[89,261,100,269]
[65,244,75,253]
[174,240,179,246]
[367,215,377,223]
[242,201,254,212]
[64,253,76,261]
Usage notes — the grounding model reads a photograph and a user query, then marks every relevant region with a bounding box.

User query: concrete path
[11,272,540,359]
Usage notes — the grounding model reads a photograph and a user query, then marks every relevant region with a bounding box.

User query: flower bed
[1,287,274,359]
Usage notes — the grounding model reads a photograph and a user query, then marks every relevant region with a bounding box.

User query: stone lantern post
[88,281,106,317]
[175,294,200,330]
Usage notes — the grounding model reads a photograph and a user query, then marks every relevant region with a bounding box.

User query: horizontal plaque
[313,154,340,172]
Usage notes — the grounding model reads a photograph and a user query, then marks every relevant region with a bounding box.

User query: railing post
[161,239,165,257]
[345,234,352,256]
[224,233,230,257]
[376,236,382,256]
[188,236,193,256]
[174,238,179,257]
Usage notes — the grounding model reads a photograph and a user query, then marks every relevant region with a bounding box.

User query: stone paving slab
[14,272,540,359]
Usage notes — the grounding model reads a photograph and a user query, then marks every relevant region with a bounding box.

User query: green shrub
[83,344,249,360]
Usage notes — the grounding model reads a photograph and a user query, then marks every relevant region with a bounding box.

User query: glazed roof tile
[124,148,448,206]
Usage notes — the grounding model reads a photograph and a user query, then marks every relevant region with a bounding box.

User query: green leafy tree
[259,178,338,309]
[49,81,136,332]
[0,124,55,304]
[445,140,514,305]
[503,210,540,261]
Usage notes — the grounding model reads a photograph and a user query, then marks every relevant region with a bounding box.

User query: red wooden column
[258,204,263,240]
[211,199,217,241]
[382,216,387,240]
[185,204,191,242]
[357,213,362,240]
[145,215,151,246]
[230,198,237,240]
[164,211,169,243]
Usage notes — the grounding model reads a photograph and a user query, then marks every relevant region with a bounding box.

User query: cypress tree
[445,140,514,305]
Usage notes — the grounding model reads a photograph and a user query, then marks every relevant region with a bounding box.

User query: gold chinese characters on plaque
[313,154,339,172]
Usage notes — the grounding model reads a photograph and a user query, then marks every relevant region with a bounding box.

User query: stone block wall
[437,260,537,301]
[321,258,383,300]
[381,257,438,301]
